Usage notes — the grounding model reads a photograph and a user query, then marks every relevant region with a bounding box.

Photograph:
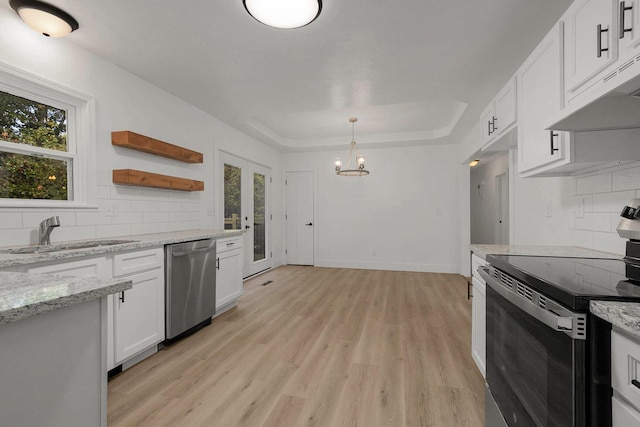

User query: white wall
[284,144,461,273]
[0,7,283,265]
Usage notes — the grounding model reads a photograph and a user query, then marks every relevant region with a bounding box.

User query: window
[0,63,95,208]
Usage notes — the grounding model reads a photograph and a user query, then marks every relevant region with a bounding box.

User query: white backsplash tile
[571,230,593,248]
[0,213,22,230]
[613,164,640,191]
[575,213,612,232]
[571,162,640,256]
[592,190,636,212]
[576,173,612,195]
[53,226,97,242]
[95,223,132,237]
[591,231,625,255]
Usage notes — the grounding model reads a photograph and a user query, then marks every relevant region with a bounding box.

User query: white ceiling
[3,0,573,151]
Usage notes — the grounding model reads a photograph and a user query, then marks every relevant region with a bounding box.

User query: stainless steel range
[479,199,640,427]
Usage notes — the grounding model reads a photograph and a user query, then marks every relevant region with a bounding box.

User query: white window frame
[0,62,96,208]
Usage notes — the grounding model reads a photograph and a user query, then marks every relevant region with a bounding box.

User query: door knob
[305,223,313,226]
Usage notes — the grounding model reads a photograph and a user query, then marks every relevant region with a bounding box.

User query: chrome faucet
[39,216,60,245]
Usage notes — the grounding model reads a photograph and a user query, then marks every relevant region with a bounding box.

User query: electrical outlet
[104,202,118,217]
[576,199,584,218]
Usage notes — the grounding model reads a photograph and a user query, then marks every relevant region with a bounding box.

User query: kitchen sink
[0,239,138,254]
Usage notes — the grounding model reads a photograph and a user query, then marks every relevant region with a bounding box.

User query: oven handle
[478,266,575,335]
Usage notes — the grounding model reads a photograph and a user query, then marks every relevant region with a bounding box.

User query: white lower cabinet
[21,247,165,372]
[471,253,487,379]
[111,248,164,367]
[612,329,640,426]
[113,268,164,363]
[215,236,243,316]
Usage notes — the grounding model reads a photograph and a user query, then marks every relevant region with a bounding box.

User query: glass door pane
[253,172,266,262]
[224,164,242,230]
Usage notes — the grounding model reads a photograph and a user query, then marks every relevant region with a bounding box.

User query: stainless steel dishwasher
[165,238,216,340]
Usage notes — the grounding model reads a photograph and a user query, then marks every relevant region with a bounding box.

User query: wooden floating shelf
[112,131,203,163]
[113,169,204,192]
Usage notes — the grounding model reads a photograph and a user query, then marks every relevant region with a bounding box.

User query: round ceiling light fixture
[243,0,322,29]
[10,0,79,37]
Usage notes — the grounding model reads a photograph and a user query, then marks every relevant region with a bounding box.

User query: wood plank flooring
[108,266,485,427]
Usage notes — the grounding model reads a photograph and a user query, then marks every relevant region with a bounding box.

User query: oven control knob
[621,205,638,219]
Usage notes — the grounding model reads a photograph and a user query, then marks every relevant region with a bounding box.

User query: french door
[221,152,271,278]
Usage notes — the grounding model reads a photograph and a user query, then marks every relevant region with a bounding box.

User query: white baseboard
[313,258,460,274]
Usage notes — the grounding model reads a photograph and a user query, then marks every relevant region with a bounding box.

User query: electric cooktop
[485,254,640,310]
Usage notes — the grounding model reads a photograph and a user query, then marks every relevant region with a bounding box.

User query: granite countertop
[0,229,242,268]
[590,301,640,339]
[0,271,132,325]
[470,244,622,261]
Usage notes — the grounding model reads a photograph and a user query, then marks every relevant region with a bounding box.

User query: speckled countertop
[590,301,640,339]
[470,244,621,260]
[0,229,241,325]
[0,272,131,325]
[0,229,242,268]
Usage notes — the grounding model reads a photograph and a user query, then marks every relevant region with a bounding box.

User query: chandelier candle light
[335,118,369,177]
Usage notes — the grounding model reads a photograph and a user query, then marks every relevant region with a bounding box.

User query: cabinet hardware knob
[620,1,633,39]
[597,24,609,58]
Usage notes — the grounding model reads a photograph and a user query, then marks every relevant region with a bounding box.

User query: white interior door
[221,152,272,278]
[285,171,314,265]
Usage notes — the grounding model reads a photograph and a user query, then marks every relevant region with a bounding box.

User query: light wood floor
[108,266,485,427]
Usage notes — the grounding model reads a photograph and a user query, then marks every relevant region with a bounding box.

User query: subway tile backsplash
[0,184,201,247]
[573,162,640,255]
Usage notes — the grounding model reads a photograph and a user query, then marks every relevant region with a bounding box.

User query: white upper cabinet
[480,77,517,152]
[618,0,640,57]
[565,0,619,101]
[517,22,571,175]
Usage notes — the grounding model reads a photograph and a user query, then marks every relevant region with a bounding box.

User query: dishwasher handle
[171,246,216,257]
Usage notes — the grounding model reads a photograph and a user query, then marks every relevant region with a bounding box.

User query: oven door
[481,270,587,427]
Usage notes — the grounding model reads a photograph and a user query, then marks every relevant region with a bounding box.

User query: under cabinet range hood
[546,55,640,132]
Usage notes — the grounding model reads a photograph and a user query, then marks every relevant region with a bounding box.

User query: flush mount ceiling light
[10,0,79,37]
[469,159,480,167]
[334,118,369,177]
[243,0,322,29]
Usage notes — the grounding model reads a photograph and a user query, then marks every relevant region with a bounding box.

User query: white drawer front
[613,395,640,427]
[612,330,640,411]
[217,236,242,254]
[113,247,163,277]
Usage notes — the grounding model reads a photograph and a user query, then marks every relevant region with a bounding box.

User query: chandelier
[334,118,369,176]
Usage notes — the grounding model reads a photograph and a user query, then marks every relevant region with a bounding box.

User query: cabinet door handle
[216,257,220,270]
[305,223,313,226]
[119,291,125,303]
[632,379,640,389]
[620,1,633,39]
[597,24,609,58]
[487,120,493,136]
[550,130,559,155]
[492,116,498,133]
